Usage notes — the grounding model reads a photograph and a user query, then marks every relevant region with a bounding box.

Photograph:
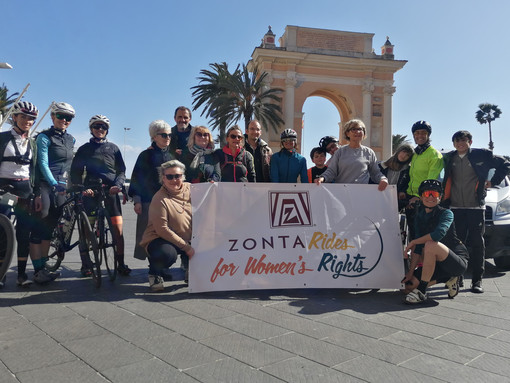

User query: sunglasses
[195,132,209,138]
[157,133,171,139]
[229,134,243,140]
[55,113,73,122]
[164,173,183,180]
[92,124,108,131]
[422,190,440,198]
[349,127,364,133]
[282,138,296,143]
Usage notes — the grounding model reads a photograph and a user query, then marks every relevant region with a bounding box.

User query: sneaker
[458,275,464,288]
[34,269,60,284]
[16,273,33,287]
[471,280,484,294]
[117,264,131,276]
[405,288,427,304]
[445,276,459,299]
[149,274,164,292]
[80,267,92,278]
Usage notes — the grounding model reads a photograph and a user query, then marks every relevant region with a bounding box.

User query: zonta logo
[269,191,312,228]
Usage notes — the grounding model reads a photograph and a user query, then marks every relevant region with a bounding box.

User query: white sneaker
[34,269,60,284]
[405,288,427,304]
[445,276,459,299]
[149,274,164,292]
[16,273,33,287]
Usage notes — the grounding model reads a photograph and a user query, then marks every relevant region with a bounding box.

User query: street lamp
[123,127,131,159]
[0,63,13,69]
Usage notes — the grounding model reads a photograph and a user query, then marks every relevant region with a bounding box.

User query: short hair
[310,147,326,160]
[187,125,215,150]
[247,120,261,130]
[343,119,366,141]
[452,130,472,142]
[149,120,171,140]
[226,125,243,139]
[174,106,192,119]
[158,159,186,184]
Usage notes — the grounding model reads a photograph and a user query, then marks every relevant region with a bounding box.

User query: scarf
[189,144,215,169]
[414,142,430,155]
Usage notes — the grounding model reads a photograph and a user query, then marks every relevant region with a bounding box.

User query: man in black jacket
[169,106,192,161]
[442,130,510,293]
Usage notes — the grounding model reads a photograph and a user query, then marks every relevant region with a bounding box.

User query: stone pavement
[2,208,510,383]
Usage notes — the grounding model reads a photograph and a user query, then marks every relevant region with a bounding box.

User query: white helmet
[89,115,110,129]
[52,102,75,117]
[12,101,39,118]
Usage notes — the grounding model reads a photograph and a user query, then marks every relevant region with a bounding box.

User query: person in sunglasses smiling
[129,120,174,262]
[402,179,468,304]
[215,125,255,182]
[140,160,194,291]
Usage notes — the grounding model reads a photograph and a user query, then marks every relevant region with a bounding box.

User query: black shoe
[117,264,131,276]
[458,275,464,288]
[471,281,484,294]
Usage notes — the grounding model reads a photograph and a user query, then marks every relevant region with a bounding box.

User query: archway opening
[301,96,342,164]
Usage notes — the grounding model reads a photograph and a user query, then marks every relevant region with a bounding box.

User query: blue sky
[2,0,509,175]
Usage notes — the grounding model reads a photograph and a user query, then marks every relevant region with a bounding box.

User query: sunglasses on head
[92,124,108,131]
[195,132,209,138]
[164,173,183,180]
[55,113,73,122]
[229,134,243,140]
[422,190,440,198]
[157,133,170,139]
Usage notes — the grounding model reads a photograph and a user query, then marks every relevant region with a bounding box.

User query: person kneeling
[402,179,468,304]
[139,160,195,292]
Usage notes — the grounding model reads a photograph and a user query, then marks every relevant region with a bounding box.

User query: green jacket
[406,145,443,197]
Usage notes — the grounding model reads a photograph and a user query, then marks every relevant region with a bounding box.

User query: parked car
[484,172,510,268]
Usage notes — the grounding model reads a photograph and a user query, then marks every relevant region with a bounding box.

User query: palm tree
[476,103,502,151]
[392,134,410,152]
[0,83,19,122]
[191,62,284,146]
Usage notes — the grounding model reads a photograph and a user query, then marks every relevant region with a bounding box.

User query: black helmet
[411,120,432,135]
[281,128,297,140]
[418,179,442,196]
[319,135,339,150]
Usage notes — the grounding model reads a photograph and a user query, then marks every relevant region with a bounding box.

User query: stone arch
[250,25,406,159]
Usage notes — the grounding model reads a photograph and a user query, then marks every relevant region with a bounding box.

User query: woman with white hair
[140,160,194,291]
[316,119,388,191]
[128,120,174,261]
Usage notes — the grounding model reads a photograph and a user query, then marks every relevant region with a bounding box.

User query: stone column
[285,72,297,130]
[362,78,374,145]
[383,84,396,159]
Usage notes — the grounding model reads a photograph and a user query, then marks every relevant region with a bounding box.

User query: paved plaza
[2,207,510,382]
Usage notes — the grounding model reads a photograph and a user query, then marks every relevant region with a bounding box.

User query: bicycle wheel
[78,211,101,288]
[0,214,15,282]
[99,210,117,282]
[46,233,65,272]
[46,201,76,272]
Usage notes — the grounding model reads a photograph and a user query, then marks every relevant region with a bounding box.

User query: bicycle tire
[46,200,76,272]
[78,211,101,288]
[99,210,117,282]
[0,214,15,282]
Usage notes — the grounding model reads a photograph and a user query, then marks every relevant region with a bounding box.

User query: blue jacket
[270,149,308,183]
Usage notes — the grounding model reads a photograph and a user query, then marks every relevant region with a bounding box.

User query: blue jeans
[147,237,182,276]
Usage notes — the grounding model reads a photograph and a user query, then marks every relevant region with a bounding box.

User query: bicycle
[0,188,17,283]
[46,186,101,287]
[86,180,119,283]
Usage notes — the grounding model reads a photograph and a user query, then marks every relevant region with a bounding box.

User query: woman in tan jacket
[140,160,194,291]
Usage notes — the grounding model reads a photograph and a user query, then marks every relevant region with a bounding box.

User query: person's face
[282,138,296,150]
[227,129,243,150]
[194,129,210,149]
[453,137,472,155]
[12,114,35,133]
[326,142,339,155]
[162,166,184,190]
[347,126,364,142]
[90,123,108,139]
[413,129,429,146]
[154,130,171,149]
[51,113,73,131]
[313,151,326,167]
[397,151,412,163]
[174,109,191,131]
[247,121,262,141]
[421,189,441,208]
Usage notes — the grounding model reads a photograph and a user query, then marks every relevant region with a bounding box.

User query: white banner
[189,183,404,293]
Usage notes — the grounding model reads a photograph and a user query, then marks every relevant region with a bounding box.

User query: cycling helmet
[319,135,339,150]
[12,101,38,118]
[89,114,110,129]
[52,102,75,117]
[418,179,442,196]
[281,128,297,140]
[411,120,432,135]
